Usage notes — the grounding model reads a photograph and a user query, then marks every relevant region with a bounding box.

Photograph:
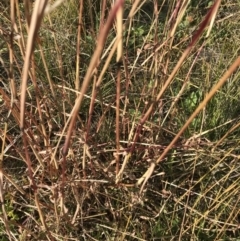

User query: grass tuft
[0,0,240,240]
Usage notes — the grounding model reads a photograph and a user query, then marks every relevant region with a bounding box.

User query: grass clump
[0,0,240,240]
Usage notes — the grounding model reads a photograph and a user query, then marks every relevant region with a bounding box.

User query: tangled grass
[0,0,240,240]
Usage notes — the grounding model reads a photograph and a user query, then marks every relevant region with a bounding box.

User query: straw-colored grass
[0,0,240,240]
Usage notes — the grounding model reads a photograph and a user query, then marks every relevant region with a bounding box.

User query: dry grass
[0,0,240,240]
